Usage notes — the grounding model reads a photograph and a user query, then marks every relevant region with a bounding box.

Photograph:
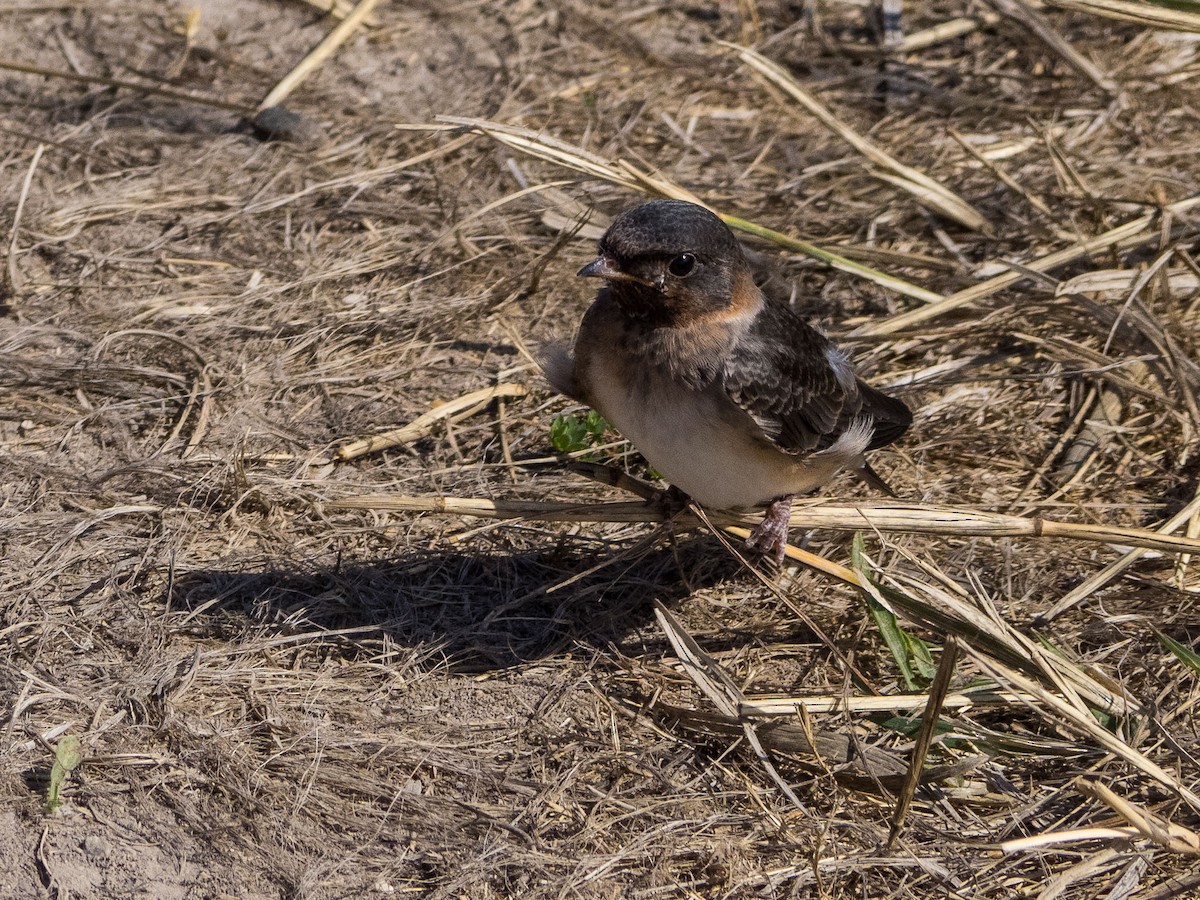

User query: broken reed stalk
[723,42,990,233]
[0,57,252,113]
[259,0,383,111]
[429,116,943,305]
[856,193,1200,335]
[324,495,1200,557]
[740,688,1032,716]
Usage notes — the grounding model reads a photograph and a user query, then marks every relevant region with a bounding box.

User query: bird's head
[578,200,750,325]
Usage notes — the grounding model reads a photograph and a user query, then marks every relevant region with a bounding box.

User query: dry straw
[325,495,1200,557]
[428,116,944,304]
[1048,0,1200,33]
[333,384,527,460]
[856,193,1200,335]
[722,42,991,232]
[259,0,383,110]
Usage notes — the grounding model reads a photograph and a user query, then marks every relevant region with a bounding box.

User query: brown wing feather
[722,300,911,455]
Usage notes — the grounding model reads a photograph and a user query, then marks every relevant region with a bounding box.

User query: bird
[542,199,912,563]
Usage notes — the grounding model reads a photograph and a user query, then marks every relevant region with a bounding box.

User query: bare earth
[3,1,1200,897]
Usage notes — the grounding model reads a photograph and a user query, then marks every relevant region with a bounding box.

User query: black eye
[668,254,696,277]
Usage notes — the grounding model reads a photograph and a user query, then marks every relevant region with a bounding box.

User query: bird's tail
[854,460,899,497]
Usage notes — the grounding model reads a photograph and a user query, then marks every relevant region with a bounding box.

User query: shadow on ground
[165,532,751,670]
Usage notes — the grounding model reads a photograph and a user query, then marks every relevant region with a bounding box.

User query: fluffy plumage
[543,199,912,561]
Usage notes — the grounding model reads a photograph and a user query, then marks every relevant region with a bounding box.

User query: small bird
[543,200,911,563]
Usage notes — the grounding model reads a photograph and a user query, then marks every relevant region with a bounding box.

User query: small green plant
[1155,628,1200,677]
[46,735,82,813]
[550,410,609,454]
[852,534,936,691]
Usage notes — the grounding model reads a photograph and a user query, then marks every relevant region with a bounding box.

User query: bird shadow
[165,530,753,672]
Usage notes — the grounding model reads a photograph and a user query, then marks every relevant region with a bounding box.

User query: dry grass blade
[1079,780,1200,855]
[879,564,1137,715]
[721,523,863,584]
[741,688,1032,716]
[895,10,1004,51]
[1048,0,1200,33]
[432,115,944,304]
[258,0,383,110]
[967,649,1200,814]
[857,193,1200,335]
[326,495,1200,556]
[1001,826,1178,852]
[1036,487,1200,622]
[986,0,1121,94]
[653,602,740,717]
[714,215,944,304]
[3,141,42,305]
[887,636,959,849]
[949,128,1057,219]
[653,703,985,789]
[654,602,807,809]
[0,56,252,113]
[1059,268,1200,294]
[332,384,527,461]
[433,116,642,190]
[723,42,990,233]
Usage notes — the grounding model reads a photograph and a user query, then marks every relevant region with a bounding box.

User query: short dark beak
[577,255,623,280]
[577,255,654,287]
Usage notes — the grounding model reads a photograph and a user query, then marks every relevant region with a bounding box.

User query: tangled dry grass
[3,0,1200,897]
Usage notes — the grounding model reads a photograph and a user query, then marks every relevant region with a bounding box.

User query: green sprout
[852,534,936,691]
[46,735,82,813]
[550,410,609,454]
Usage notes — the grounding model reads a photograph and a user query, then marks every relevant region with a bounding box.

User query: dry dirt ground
[3,0,1200,897]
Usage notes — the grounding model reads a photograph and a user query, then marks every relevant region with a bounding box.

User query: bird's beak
[577,255,645,285]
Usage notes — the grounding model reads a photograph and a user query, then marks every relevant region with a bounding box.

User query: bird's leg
[745,494,794,565]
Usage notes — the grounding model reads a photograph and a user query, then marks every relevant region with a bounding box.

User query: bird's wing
[538,340,581,401]
[722,301,910,454]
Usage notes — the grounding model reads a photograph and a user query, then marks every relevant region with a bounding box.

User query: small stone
[400,777,422,795]
[82,834,110,859]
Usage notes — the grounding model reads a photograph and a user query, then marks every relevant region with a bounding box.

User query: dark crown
[600,200,744,264]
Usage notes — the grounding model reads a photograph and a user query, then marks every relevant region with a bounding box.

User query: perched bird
[543,200,911,563]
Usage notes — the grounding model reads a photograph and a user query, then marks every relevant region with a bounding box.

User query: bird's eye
[668,254,696,277]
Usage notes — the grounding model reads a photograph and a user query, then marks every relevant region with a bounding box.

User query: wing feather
[722,301,911,455]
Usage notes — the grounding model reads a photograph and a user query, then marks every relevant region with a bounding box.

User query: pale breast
[581,349,849,510]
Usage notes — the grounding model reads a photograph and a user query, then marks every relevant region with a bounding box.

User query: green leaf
[550,412,610,454]
[585,409,608,440]
[852,533,934,691]
[46,735,82,813]
[550,414,588,453]
[1155,628,1200,677]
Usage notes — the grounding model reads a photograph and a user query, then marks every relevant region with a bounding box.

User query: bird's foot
[647,484,692,517]
[745,494,795,566]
